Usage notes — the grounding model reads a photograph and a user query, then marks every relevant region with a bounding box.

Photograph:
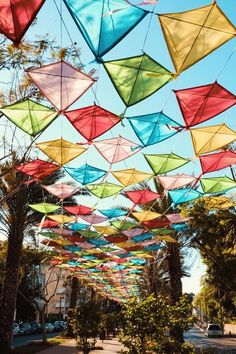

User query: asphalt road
[184,327,236,353]
[13,332,61,348]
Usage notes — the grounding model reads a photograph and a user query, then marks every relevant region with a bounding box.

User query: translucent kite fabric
[27,61,95,112]
[157,174,196,190]
[64,205,93,215]
[36,138,87,165]
[104,53,174,106]
[63,0,147,58]
[65,164,106,184]
[144,153,190,174]
[132,211,161,222]
[93,136,142,164]
[43,183,78,199]
[125,190,160,204]
[168,188,203,204]
[128,111,182,146]
[65,104,121,141]
[0,0,45,44]
[29,202,60,214]
[99,209,128,218]
[174,82,236,128]
[200,176,236,194]
[199,151,236,174]
[112,168,153,186]
[36,219,60,228]
[80,214,108,224]
[159,3,236,73]
[86,182,123,198]
[190,124,236,156]
[0,99,58,137]
[16,159,60,180]
[47,214,75,224]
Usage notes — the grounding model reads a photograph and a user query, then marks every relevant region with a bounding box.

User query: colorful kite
[144,153,190,174]
[190,124,236,156]
[80,214,108,224]
[63,0,147,58]
[128,111,182,146]
[125,190,160,204]
[27,61,95,112]
[99,209,128,219]
[112,168,153,186]
[0,0,45,44]
[174,82,236,128]
[168,188,203,204]
[159,3,236,73]
[199,151,236,174]
[93,136,142,164]
[36,138,87,165]
[200,176,236,194]
[132,210,161,222]
[65,164,106,185]
[47,214,75,224]
[29,202,60,214]
[65,104,121,141]
[16,159,60,180]
[0,99,58,136]
[157,174,196,190]
[104,53,174,106]
[86,182,123,198]
[64,205,94,215]
[43,183,78,199]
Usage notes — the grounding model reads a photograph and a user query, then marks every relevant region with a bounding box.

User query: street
[185,327,236,353]
[13,332,61,348]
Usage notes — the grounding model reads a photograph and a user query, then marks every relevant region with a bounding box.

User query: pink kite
[80,214,108,224]
[157,174,196,190]
[93,136,142,164]
[64,205,94,215]
[16,158,60,180]
[174,82,236,128]
[165,214,189,224]
[122,228,145,237]
[125,190,160,204]
[0,0,45,44]
[199,150,236,174]
[65,104,121,141]
[43,183,78,199]
[27,61,95,112]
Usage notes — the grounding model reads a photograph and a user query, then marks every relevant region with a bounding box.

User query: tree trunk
[67,277,79,337]
[40,307,47,343]
[167,242,184,344]
[0,230,23,352]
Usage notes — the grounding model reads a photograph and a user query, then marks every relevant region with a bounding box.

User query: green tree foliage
[72,301,102,354]
[184,196,236,321]
[120,294,195,354]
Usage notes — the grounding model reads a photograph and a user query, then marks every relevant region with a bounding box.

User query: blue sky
[1,0,236,293]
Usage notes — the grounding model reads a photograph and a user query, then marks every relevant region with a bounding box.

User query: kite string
[216,44,236,81]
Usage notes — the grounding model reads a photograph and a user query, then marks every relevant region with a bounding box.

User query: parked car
[205,324,223,337]
[21,323,32,335]
[13,323,20,336]
[30,322,42,334]
[45,323,54,333]
[54,321,67,332]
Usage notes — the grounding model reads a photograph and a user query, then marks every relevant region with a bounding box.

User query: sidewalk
[39,337,123,354]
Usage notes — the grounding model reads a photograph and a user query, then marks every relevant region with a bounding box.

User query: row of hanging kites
[1,0,236,301]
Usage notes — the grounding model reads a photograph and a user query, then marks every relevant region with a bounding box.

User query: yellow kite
[112,168,153,186]
[159,2,236,74]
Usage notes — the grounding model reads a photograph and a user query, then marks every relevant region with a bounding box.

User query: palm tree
[0,153,74,352]
[125,180,190,344]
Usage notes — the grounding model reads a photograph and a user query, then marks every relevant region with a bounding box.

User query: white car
[13,323,20,336]
[205,324,223,337]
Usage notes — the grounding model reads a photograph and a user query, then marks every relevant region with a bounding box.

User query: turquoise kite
[127,112,182,146]
[65,164,106,184]
[168,188,203,204]
[63,0,148,58]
